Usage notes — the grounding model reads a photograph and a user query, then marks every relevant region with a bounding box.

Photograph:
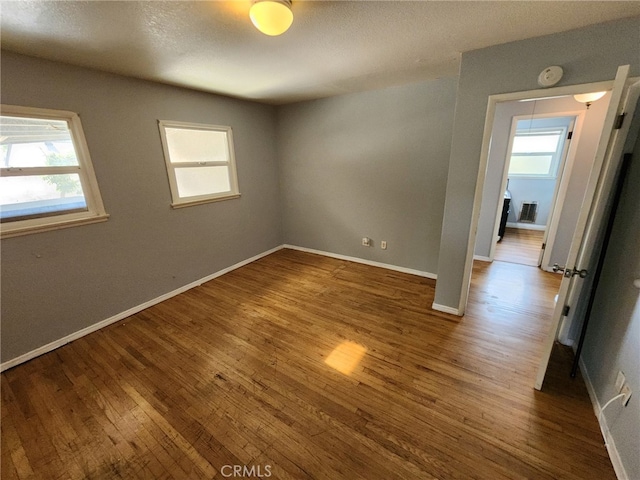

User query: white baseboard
[579,358,628,480]
[431,303,461,316]
[283,244,437,279]
[506,222,546,231]
[473,255,492,262]
[0,245,284,372]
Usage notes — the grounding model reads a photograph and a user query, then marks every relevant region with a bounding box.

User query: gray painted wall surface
[506,178,556,226]
[1,52,282,363]
[581,122,640,480]
[277,78,457,274]
[475,97,609,271]
[435,16,640,309]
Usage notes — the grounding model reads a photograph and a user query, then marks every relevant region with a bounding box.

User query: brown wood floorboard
[1,249,615,479]
[495,227,544,266]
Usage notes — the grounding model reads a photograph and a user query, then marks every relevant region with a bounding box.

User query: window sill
[1,213,110,239]
[508,175,558,180]
[171,193,241,209]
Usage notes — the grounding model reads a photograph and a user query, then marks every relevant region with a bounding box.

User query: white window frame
[508,126,567,179]
[0,105,108,239]
[158,120,240,208]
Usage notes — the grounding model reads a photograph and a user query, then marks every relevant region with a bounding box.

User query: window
[508,128,566,178]
[0,105,108,238]
[158,121,240,207]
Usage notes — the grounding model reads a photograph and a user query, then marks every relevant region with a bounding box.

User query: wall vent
[518,201,538,223]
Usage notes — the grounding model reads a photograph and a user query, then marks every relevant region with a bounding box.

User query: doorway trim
[457,79,615,315]
[486,110,584,269]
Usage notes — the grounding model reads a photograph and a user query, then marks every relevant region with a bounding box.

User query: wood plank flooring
[495,228,545,266]
[1,249,615,479]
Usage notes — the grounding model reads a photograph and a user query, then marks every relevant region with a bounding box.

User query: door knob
[552,264,588,278]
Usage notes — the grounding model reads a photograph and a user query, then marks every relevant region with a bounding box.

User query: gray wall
[435,16,640,309]
[277,78,457,274]
[475,95,610,270]
[0,52,282,363]
[581,120,640,480]
[506,178,556,226]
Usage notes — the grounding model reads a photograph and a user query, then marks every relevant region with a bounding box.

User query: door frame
[535,71,640,389]
[458,79,614,316]
[486,111,582,268]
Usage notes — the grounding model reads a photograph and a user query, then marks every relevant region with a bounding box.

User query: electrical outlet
[362,237,371,247]
[381,241,387,250]
[616,371,626,392]
[621,384,632,406]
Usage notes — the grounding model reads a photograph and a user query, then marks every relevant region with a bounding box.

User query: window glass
[0,106,108,237]
[164,128,229,163]
[512,134,561,154]
[508,155,554,176]
[508,128,565,178]
[158,121,240,207]
[174,166,231,198]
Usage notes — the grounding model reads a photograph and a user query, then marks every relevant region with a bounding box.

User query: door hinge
[567,131,573,140]
[562,305,571,316]
[541,242,546,250]
[615,113,626,130]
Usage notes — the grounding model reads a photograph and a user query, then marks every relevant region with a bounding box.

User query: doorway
[473,93,611,274]
[493,113,577,268]
[459,66,639,392]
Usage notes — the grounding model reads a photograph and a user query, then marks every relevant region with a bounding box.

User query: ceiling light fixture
[573,91,607,109]
[250,0,293,36]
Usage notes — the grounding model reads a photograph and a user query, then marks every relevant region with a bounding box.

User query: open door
[538,117,577,269]
[534,65,639,390]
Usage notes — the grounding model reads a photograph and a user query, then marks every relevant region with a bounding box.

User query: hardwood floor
[495,227,544,266]
[1,249,615,479]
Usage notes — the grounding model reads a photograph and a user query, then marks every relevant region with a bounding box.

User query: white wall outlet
[621,384,632,406]
[362,237,371,247]
[381,241,387,250]
[615,371,626,392]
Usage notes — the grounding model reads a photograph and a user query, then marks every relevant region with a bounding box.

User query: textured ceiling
[2,1,640,105]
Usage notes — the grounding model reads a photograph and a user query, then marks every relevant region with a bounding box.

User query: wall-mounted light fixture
[250,0,293,36]
[573,91,607,109]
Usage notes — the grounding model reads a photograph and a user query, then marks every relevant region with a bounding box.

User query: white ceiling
[2,1,640,105]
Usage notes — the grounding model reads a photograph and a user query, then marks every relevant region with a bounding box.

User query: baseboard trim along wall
[473,255,492,262]
[431,303,462,316]
[283,244,438,280]
[0,245,285,372]
[505,222,546,231]
[579,357,628,480]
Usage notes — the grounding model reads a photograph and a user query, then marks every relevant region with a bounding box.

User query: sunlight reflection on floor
[325,341,367,375]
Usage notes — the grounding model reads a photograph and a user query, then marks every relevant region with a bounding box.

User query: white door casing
[535,65,640,390]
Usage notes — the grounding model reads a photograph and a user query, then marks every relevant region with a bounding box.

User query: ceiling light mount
[250,0,293,36]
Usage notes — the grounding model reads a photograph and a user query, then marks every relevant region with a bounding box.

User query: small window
[158,121,240,207]
[508,128,565,178]
[0,105,108,238]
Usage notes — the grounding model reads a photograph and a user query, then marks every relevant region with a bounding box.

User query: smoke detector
[538,66,563,88]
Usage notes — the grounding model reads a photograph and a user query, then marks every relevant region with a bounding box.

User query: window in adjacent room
[0,105,108,238]
[508,127,566,178]
[158,121,240,207]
